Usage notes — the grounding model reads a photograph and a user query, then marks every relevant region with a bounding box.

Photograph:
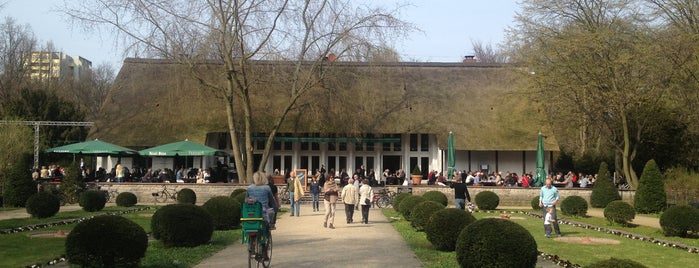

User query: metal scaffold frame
[0,120,94,168]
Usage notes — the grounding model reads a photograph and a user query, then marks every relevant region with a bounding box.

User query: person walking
[359,178,374,224]
[449,175,472,210]
[323,180,339,229]
[310,176,320,212]
[539,178,562,236]
[286,172,304,216]
[341,178,359,224]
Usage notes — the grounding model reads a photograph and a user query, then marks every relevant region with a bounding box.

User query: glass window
[356,143,363,151]
[328,142,336,151]
[410,134,418,151]
[393,134,401,151]
[339,142,347,151]
[420,134,429,152]
[311,142,320,151]
[301,142,309,151]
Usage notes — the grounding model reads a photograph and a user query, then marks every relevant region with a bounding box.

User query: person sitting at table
[382,169,390,185]
[579,175,590,188]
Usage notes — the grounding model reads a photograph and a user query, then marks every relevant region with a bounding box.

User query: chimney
[463,55,477,63]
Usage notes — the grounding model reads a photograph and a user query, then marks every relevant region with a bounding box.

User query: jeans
[312,193,320,211]
[289,192,300,216]
[541,205,561,235]
[344,203,355,223]
[361,204,370,223]
[455,198,465,210]
[324,200,336,224]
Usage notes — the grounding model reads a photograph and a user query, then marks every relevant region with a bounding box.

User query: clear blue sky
[3,0,519,69]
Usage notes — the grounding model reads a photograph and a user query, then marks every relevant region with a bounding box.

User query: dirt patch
[554,237,620,245]
[28,230,69,238]
[140,213,154,217]
[485,214,527,220]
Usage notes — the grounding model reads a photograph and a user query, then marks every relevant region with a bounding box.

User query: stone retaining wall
[102,183,635,207]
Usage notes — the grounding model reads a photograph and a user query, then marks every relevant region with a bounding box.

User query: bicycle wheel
[261,231,272,268]
[154,191,168,203]
[247,234,257,268]
[376,196,390,208]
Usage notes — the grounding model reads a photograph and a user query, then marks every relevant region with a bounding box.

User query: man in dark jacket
[449,175,472,211]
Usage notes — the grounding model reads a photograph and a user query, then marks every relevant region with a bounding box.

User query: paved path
[195,203,422,268]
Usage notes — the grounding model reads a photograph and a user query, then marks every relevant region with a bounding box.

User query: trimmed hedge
[456,218,538,268]
[231,188,247,198]
[634,160,666,214]
[422,191,448,207]
[116,192,138,207]
[586,257,648,268]
[66,215,147,267]
[410,200,445,231]
[531,196,541,210]
[177,188,197,204]
[202,196,242,230]
[474,191,499,210]
[151,204,214,247]
[560,195,588,217]
[604,201,635,226]
[659,205,699,237]
[590,162,620,208]
[425,208,476,251]
[232,192,247,205]
[25,192,60,218]
[392,193,411,212]
[399,195,427,220]
[79,190,107,212]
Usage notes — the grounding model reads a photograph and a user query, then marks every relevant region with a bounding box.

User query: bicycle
[103,184,120,203]
[278,186,290,204]
[374,188,397,208]
[152,185,179,203]
[241,198,273,268]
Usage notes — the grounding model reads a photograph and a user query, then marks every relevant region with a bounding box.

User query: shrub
[634,160,666,213]
[690,201,699,210]
[425,208,476,251]
[392,193,411,212]
[531,196,541,210]
[399,195,427,220]
[560,195,588,217]
[66,215,148,267]
[422,191,448,207]
[659,205,699,237]
[456,218,538,268]
[151,204,214,247]
[2,153,36,207]
[586,257,648,268]
[410,200,445,231]
[604,201,635,225]
[589,162,620,208]
[231,188,247,198]
[474,191,499,210]
[116,192,138,207]
[202,196,242,230]
[60,164,86,205]
[79,190,107,212]
[177,188,197,204]
[25,192,60,218]
[232,192,247,204]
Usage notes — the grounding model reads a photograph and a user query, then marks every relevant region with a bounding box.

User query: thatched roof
[89,58,558,151]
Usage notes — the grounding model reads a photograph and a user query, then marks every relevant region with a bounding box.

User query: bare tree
[0,17,36,101]
[471,40,508,63]
[61,0,412,182]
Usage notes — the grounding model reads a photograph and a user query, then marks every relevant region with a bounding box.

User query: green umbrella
[447,131,456,180]
[535,132,547,187]
[139,140,229,157]
[44,139,137,155]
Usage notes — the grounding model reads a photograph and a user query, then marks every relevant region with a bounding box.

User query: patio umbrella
[535,132,547,187]
[138,139,229,157]
[447,131,456,180]
[44,139,137,155]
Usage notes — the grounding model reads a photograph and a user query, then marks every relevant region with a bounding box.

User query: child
[544,206,556,238]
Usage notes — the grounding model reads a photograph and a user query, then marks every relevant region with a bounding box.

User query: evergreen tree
[2,153,37,207]
[60,164,85,204]
[634,159,666,213]
[590,162,621,208]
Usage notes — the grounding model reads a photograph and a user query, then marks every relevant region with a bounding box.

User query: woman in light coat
[359,179,374,224]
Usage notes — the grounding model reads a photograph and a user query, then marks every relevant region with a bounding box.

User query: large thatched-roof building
[90,58,557,180]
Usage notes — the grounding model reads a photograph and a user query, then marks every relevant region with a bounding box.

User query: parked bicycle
[278,186,290,204]
[102,184,120,203]
[152,185,179,203]
[241,198,273,268]
[374,188,397,208]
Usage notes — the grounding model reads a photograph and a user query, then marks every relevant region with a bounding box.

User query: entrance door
[382,155,401,185]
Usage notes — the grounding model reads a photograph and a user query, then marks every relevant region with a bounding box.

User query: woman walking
[323,180,339,229]
[359,179,374,224]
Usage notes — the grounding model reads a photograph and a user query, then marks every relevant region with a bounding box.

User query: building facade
[27,51,92,80]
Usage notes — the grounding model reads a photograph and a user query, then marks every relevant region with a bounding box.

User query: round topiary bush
[474,191,499,210]
[151,204,214,247]
[202,196,242,230]
[232,192,247,204]
[392,193,411,212]
[531,196,541,210]
[66,215,148,267]
[456,218,538,268]
[560,195,588,217]
[177,188,197,204]
[231,188,247,198]
[410,200,445,231]
[590,162,621,208]
[115,192,138,207]
[586,257,648,268]
[425,208,477,251]
[659,205,699,237]
[399,195,427,220]
[79,190,107,212]
[422,191,448,207]
[604,201,635,225]
[25,192,60,218]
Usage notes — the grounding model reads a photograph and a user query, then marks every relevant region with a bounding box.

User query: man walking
[539,178,562,236]
[449,176,472,210]
[341,178,359,224]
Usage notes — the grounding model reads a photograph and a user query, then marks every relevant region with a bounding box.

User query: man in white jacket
[341,178,359,224]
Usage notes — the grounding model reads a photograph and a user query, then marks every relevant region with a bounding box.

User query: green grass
[0,206,242,267]
[383,209,699,268]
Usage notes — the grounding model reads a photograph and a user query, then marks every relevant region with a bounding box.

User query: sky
[2,0,520,70]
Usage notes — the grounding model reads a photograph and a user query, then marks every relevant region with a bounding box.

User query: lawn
[383,208,699,268]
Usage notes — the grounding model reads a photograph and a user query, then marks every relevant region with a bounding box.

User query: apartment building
[27,51,92,80]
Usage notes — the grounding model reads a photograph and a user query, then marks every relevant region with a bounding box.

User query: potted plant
[411,165,423,185]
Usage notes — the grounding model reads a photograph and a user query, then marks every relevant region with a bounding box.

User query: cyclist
[247,172,279,229]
